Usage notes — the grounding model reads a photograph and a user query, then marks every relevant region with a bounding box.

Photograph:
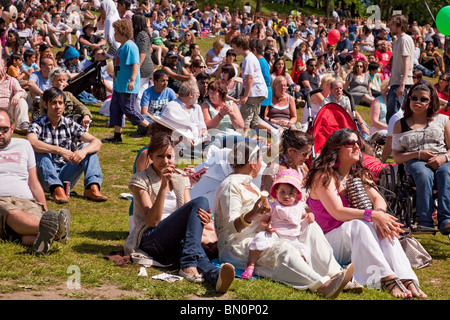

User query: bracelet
[364,209,373,222]
[376,208,386,213]
[217,113,223,118]
[445,154,450,162]
[239,213,252,227]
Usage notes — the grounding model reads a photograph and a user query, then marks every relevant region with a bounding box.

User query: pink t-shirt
[268,200,305,237]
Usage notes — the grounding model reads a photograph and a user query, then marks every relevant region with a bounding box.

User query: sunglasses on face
[343,138,361,148]
[0,126,11,134]
[410,96,430,103]
[356,65,364,68]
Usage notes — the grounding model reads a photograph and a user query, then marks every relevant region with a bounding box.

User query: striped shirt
[0,74,26,107]
[28,115,85,165]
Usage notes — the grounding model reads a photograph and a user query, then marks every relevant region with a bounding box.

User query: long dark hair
[132,13,151,40]
[401,82,440,119]
[304,128,372,192]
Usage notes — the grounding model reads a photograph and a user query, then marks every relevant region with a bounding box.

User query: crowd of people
[1,0,449,299]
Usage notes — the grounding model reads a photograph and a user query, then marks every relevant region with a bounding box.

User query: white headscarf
[101,0,121,58]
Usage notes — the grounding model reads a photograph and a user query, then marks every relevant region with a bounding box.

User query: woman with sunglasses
[344,60,375,106]
[392,82,450,237]
[261,128,313,196]
[305,128,428,299]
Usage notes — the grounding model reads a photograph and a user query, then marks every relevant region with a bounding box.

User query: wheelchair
[378,163,439,235]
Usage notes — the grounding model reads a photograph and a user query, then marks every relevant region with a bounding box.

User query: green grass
[1,34,449,302]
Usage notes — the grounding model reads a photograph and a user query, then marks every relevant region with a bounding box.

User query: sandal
[381,277,412,299]
[240,264,255,279]
[402,279,428,299]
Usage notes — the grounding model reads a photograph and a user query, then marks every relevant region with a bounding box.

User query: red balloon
[328,29,340,46]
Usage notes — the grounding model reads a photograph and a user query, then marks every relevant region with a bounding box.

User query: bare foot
[402,279,428,299]
[382,276,412,299]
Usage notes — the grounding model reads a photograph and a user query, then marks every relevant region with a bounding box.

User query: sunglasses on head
[410,96,430,103]
[0,126,11,134]
[343,138,361,148]
[298,150,312,157]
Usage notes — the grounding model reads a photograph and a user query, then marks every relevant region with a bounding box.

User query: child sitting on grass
[241,168,315,279]
[20,49,40,80]
[7,53,27,88]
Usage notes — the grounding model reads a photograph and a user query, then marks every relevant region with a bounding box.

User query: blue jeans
[386,84,408,124]
[414,64,434,77]
[140,196,220,285]
[35,143,103,192]
[405,159,450,232]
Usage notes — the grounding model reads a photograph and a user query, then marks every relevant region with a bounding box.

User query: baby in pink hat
[241,169,315,279]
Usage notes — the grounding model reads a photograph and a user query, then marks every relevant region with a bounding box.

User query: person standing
[102,19,150,144]
[230,35,275,137]
[386,14,414,123]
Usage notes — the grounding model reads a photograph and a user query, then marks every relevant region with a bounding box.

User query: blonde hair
[213,38,225,50]
[272,75,287,90]
[321,75,335,88]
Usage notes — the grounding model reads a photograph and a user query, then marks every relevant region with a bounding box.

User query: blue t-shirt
[29,71,52,92]
[258,57,272,107]
[20,61,39,73]
[336,38,353,53]
[140,86,177,117]
[348,24,357,34]
[113,40,140,94]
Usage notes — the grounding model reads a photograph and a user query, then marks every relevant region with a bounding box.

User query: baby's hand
[263,222,277,233]
[302,212,315,224]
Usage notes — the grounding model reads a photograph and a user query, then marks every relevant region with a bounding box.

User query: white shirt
[286,37,303,54]
[241,52,268,98]
[0,138,35,199]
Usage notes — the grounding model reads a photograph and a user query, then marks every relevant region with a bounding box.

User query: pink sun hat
[270,168,303,201]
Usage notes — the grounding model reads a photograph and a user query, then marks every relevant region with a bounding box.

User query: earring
[333,159,340,168]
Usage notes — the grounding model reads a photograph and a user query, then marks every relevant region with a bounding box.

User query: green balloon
[437,6,450,36]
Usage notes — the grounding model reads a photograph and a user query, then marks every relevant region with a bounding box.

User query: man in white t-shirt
[230,35,277,137]
[0,109,70,255]
[386,14,414,123]
[284,30,303,61]
[47,12,73,47]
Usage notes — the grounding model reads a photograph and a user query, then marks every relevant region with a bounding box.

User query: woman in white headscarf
[100,0,121,58]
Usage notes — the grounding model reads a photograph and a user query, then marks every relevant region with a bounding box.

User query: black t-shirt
[298,70,320,90]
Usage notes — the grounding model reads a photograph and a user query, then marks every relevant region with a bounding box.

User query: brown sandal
[381,277,412,299]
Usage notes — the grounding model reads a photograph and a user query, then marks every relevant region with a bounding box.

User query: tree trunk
[256,0,262,13]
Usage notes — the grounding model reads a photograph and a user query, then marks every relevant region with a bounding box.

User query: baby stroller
[304,88,359,161]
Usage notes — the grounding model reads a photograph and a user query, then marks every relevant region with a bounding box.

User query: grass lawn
[0,34,449,303]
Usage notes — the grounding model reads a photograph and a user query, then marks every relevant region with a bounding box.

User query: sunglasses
[197,65,206,68]
[343,138,361,148]
[298,150,312,157]
[0,126,11,134]
[410,96,430,103]
[356,65,364,68]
